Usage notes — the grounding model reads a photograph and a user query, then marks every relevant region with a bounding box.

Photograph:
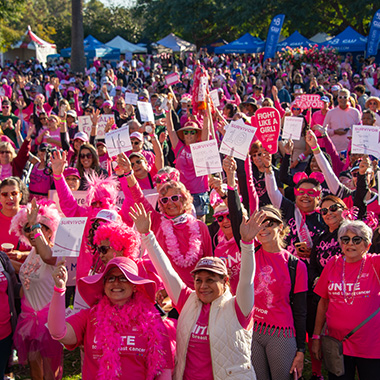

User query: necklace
[342,255,366,305]
[161,214,202,267]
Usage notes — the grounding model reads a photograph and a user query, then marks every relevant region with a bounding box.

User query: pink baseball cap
[78,257,156,306]
[130,131,143,141]
[63,167,80,179]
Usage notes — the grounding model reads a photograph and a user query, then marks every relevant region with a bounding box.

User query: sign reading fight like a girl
[254,107,281,154]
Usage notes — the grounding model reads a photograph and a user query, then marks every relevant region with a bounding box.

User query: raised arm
[149,123,164,171]
[165,99,179,149]
[48,261,78,345]
[130,203,183,304]
[236,211,266,316]
[263,150,283,208]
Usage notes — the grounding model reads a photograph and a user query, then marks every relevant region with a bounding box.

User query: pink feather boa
[94,293,166,379]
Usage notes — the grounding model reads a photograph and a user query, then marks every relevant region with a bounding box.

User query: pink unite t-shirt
[0,271,12,339]
[66,307,173,380]
[175,286,253,380]
[314,254,380,358]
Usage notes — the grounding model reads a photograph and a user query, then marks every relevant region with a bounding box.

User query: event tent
[214,33,265,54]
[155,33,196,52]
[320,26,367,52]
[60,35,120,62]
[4,26,57,64]
[106,36,147,54]
[310,32,334,43]
[276,31,315,50]
[203,38,229,53]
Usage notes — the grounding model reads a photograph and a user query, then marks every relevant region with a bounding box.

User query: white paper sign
[219,119,257,160]
[190,139,222,176]
[78,116,92,137]
[210,89,220,107]
[97,114,115,139]
[125,92,138,105]
[137,101,154,122]
[198,76,208,102]
[282,117,304,140]
[105,124,132,157]
[52,217,88,257]
[351,125,380,157]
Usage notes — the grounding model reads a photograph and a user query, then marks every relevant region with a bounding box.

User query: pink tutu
[14,298,63,377]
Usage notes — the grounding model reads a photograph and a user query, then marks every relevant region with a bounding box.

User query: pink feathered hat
[85,173,119,207]
[9,199,61,245]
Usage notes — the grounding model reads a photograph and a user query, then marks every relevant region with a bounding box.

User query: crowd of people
[0,49,380,380]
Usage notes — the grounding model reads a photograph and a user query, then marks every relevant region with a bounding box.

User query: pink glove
[48,289,67,340]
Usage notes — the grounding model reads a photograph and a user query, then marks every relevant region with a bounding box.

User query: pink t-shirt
[253,248,308,334]
[314,254,380,358]
[0,271,12,340]
[175,287,253,380]
[214,235,241,295]
[173,141,208,194]
[0,163,12,181]
[0,211,30,252]
[29,164,53,195]
[136,165,158,190]
[66,306,173,380]
[37,127,62,148]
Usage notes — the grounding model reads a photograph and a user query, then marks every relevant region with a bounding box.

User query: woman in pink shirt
[48,257,173,380]
[312,220,380,379]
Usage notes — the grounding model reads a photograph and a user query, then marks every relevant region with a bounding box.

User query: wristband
[117,173,125,178]
[143,231,151,236]
[53,174,63,180]
[298,153,306,161]
[54,286,66,293]
[311,146,320,152]
[220,194,227,200]
[31,223,41,231]
[33,232,42,239]
[125,170,134,178]
[241,240,254,245]
[227,185,236,191]
[312,334,321,340]
[310,145,318,150]
[297,348,306,353]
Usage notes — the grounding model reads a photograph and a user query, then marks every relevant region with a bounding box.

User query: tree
[0,0,26,50]
[71,0,85,74]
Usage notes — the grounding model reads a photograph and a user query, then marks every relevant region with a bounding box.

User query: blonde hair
[0,141,16,161]
[159,181,193,214]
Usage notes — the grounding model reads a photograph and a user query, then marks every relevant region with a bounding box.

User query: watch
[31,223,41,231]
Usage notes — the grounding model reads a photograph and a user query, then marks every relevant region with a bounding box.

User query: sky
[99,0,135,7]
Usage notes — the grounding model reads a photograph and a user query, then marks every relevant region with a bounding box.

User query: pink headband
[294,171,325,185]
[153,171,179,185]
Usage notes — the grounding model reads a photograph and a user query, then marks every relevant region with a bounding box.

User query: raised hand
[283,139,294,156]
[52,260,68,289]
[223,156,237,174]
[240,210,267,242]
[50,150,67,176]
[129,203,151,234]
[27,198,40,226]
[116,152,132,173]
[359,155,371,175]
[90,109,101,126]
[305,130,318,148]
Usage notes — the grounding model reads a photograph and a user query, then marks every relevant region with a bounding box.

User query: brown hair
[320,195,347,210]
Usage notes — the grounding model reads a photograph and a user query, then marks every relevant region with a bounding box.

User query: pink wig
[93,221,140,260]
[9,199,61,245]
[85,173,119,207]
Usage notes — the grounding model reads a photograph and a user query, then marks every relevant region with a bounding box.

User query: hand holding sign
[137,101,155,122]
[190,139,222,177]
[254,107,281,154]
[165,73,180,86]
[78,116,92,137]
[282,117,304,140]
[351,125,380,157]
[210,89,220,107]
[125,92,138,105]
[105,124,132,158]
[295,94,324,110]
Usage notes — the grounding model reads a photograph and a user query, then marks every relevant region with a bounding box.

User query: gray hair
[338,220,373,244]
[339,88,350,97]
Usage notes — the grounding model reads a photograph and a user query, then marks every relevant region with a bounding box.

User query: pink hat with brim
[78,257,156,306]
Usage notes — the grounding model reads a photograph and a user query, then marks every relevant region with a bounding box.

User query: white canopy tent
[4,26,57,64]
[310,32,334,43]
[155,33,196,52]
[106,36,147,54]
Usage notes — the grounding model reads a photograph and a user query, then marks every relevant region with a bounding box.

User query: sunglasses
[338,95,348,99]
[262,219,278,228]
[0,151,11,155]
[159,194,182,204]
[104,275,129,283]
[84,109,92,113]
[351,171,359,178]
[214,214,230,223]
[320,203,342,216]
[131,159,143,167]
[2,105,10,109]
[132,141,141,145]
[80,153,92,159]
[340,236,364,245]
[97,245,112,255]
[183,130,197,135]
[39,117,47,120]
[292,107,301,111]
[251,152,262,158]
[23,224,33,233]
[1,190,19,198]
[294,188,321,197]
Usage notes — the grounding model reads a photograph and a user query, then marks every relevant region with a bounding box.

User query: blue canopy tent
[276,31,315,50]
[203,38,228,53]
[214,33,265,54]
[60,35,120,64]
[319,27,367,52]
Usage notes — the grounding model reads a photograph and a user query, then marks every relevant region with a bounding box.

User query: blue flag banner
[264,14,285,61]
[367,9,380,56]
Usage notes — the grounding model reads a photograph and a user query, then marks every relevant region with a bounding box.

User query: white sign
[282,117,304,140]
[125,92,138,105]
[105,124,132,157]
[137,101,154,122]
[52,217,88,257]
[219,119,257,160]
[198,76,208,102]
[190,139,222,176]
[351,125,380,157]
[78,116,92,137]
[97,114,115,139]
[210,89,220,107]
